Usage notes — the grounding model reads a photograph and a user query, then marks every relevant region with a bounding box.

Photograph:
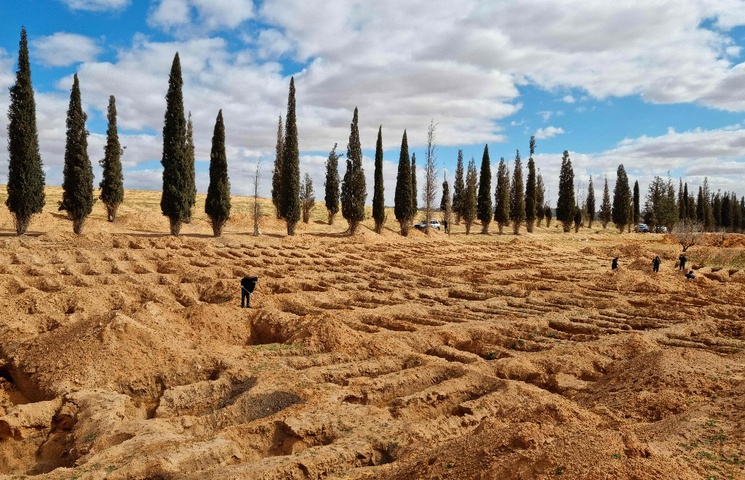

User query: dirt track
[0,188,744,479]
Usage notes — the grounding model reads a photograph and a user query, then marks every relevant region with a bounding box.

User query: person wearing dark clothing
[652,255,661,273]
[611,257,619,270]
[241,276,258,308]
[443,220,449,234]
[685,270,695,279]
[679,254,687,271]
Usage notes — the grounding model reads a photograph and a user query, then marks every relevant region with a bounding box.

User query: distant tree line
[7,28,745,238]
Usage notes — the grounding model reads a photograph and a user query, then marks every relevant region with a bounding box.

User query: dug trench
[0,210,744,479]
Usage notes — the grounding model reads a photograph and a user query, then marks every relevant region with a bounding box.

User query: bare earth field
[0,187,744,480]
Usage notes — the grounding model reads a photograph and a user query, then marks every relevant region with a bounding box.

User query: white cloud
[535,126,565,139]
[61,0,129,11]
[148,0,254,34]
[5,0,745,206]
[32,33,102,67]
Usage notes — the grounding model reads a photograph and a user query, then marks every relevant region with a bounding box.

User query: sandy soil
[0,187,744,480]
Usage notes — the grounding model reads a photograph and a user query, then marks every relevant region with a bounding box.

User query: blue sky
[1,0,745,206]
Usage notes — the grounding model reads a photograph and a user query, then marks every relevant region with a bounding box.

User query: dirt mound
[1,189,744,479]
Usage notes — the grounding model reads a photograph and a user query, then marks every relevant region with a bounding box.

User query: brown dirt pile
[0,189,744,479]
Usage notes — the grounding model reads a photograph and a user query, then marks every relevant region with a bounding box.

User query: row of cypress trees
[6,28,124,235]
[10,28,743,238]
[5,29,233,237]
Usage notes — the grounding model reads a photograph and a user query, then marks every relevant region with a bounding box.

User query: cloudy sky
[1,0,745,206]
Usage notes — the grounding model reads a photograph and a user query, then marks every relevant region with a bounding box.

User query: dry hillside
[0,187,744,479]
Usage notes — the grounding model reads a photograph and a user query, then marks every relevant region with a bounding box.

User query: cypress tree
[600,177,611,228]
[544,204,553,228]
[372,125,385,233]
[525,136,537,232]
[411,152,418,214]
[61,74,94,234]
[586,176,595,228]
[633,180,640,225]
[612,164,632,232]
[452,150,464,224]
[300,172,315,223]
[535,171,545,227]
[509,150,525,234]
[160,52,189,236]
[556,150,575,232]
[324,143,341,225]
[463,157,478,234]
[441,174,452,231]
[394,130,413,235]
[340,107,366,234]
[440,177,450,212]
[99,95,124,222]
[281,77,301,235]
[184,111,196,223]
[574,205,582,232]
[204,110,231,237]
[477,144,492,234]
[6,27,45,235]
[494,157,510,234]
[678,179,686,222]
[272,115,284,219]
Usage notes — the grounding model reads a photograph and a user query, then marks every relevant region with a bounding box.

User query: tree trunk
[73,217,86,234]
[399,220,410,237]
[170,218,181,236]
[106,205,118,222]
[211,219,225,237]
[526,220,534,233]
[287,220,296,236]
[348,221,359,235]
[328,211,335,225]
[14,214,31,236]
[481,221,490,234]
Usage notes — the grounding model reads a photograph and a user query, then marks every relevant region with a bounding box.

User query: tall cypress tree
[340,107,366,234]
[463,157,478,234]
[272,115,284,219]
[441,174,452,231]
[535,171,545,227]
[281,77,301,235]
[394,130,413,235]
[324,143,341,225]
[160,52,189,236]
[525,136,537,232]
[494,157,510,234]
[6,27,45,235]
[678,179,686,223]
[633,180,640,225]
[205,110,231,237]
[612,164,631,232]
[372,125,385,233]
[184,111,196,223]
[411,152,418,214]
[599,177,612,228]
[61,74,94,234]
[477,144,492,233]
[300,172,315,223]
[452,150,465,224]
[585,175,595,228]
[509,150,525,234]
[99,95,124,222]
[556,150,575,232]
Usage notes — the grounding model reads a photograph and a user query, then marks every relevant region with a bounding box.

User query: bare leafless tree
[252,158,262,236]
[423,120,438,234]
[673,220,703,251]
